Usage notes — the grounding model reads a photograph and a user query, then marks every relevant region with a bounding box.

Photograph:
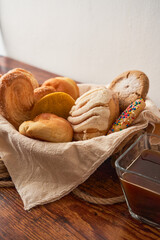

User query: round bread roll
[68,87,119,140]
[42,77,79,100]
[108,70,149,111]
[19,113,73,142]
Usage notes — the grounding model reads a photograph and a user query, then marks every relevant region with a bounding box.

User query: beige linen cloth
[0,84,160,210]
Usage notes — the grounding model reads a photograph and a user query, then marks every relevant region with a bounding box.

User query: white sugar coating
[68,87,113,132]
[70,87,112,117]
[69,107,110,132]
[112,74,141,96]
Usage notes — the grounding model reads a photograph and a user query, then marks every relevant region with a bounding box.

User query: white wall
[0,0,160,106]
[0,30,6,55]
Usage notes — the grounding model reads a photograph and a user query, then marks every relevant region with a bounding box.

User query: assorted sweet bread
[0,68,38,129]
[108,98,146,134]
[42,77,80,100]
[0,68,150,142]
[19,113,73,142]
[31,92,75,119]
[34,86,56,103]
[14,68,39,89]
[108,70,149,111]
[68,87,119,140]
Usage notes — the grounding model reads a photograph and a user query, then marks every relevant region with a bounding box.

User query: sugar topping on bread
[70,87,113,117]
[111,74,141,97]
[68,87,119,140]
[109,70,149,111]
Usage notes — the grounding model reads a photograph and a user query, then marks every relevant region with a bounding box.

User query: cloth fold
[0,84,159,210]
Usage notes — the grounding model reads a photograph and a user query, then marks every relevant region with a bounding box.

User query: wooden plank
[0,56,60,84]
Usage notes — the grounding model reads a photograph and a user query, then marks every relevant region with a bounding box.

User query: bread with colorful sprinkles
[108,98,146,134]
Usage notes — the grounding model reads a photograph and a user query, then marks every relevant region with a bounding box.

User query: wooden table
[0,56,159,240]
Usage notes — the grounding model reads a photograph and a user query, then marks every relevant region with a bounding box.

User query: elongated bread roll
[19,113,73,142]
[108,98,146,134]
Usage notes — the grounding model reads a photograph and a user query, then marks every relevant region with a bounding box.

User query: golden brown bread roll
[19,113,73,142]
[34,86,56,103]
[42,77,79,100]
[68,87,119,140]
[109,70,149,111]
[0,68,36,129]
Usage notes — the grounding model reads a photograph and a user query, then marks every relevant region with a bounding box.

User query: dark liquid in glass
[121,149,160,224]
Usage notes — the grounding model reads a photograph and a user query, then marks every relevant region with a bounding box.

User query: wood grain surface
[0,56,159,240]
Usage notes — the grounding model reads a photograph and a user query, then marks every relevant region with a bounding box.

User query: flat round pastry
[14,68,39,89]
[0,68,35,129]
[108,98,146,134]
[31,92,75,119]
[19,113,73,142]
[68,87,119,140]
[34,86,56,103]
[42,77,79,100]
[108,70,149,111]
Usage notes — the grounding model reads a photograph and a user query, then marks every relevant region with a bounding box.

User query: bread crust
[13,68,39,89]
[68,87,119,140]
[42,77,79,100]
[109,70,149,111]
[108,98,146,134]
[19,113,73,142]
[0,69,35,129]
[34,86,56,103]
